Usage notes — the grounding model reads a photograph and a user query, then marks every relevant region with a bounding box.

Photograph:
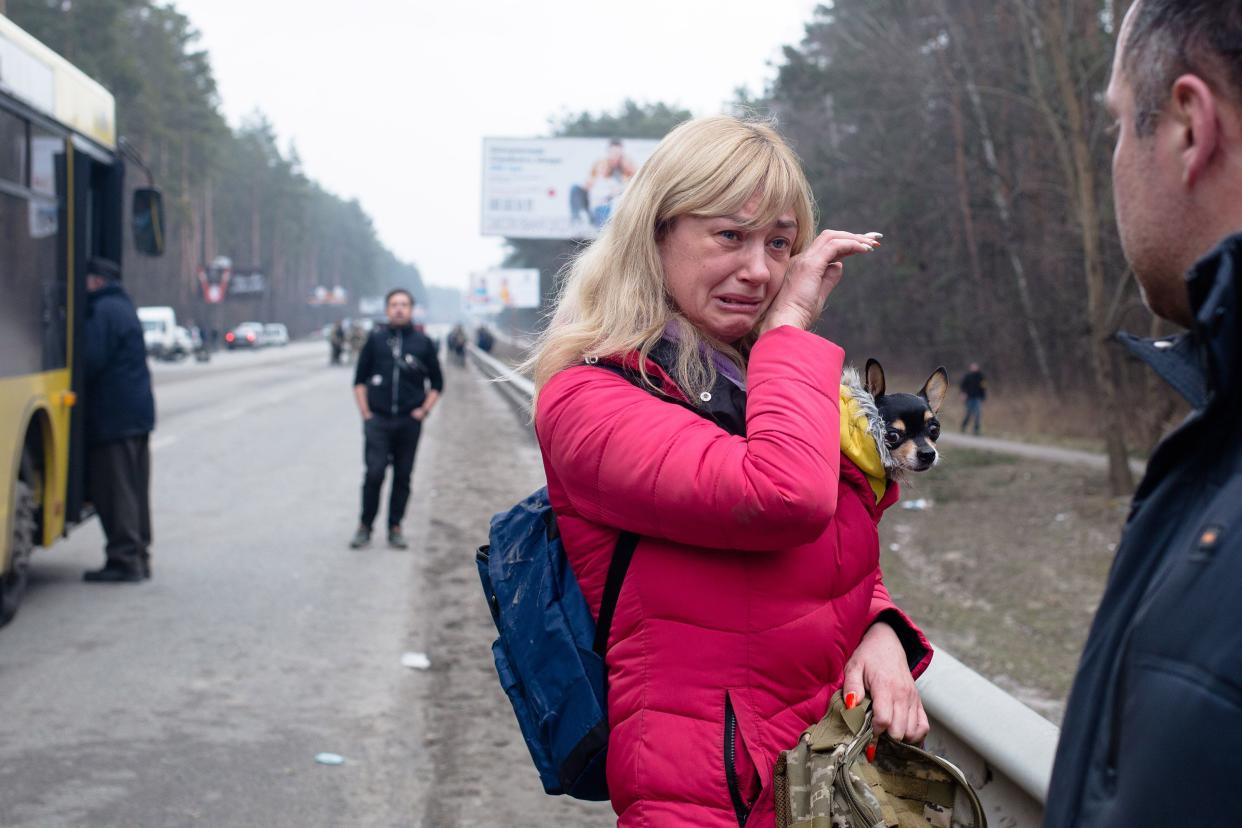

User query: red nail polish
[844,692,858,709]
[865,742,877,763]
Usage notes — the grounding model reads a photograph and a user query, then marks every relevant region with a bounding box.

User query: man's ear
[1170,73,1220,188]
[920,367,949,414]
[865,358,885,398]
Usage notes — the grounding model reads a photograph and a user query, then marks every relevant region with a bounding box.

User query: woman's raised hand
[760,229,881,334]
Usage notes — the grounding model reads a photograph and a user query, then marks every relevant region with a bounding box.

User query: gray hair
[1123,0,1242,136]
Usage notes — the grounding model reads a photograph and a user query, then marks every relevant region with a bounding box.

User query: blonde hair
[525,115,817,398]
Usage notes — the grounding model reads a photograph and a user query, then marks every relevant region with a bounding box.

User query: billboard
[358,295,385,316]
[481,137,660,239]
[469,269,540,311]
[196,256,266,303]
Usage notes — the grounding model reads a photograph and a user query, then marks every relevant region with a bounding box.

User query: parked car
[171,326,194,359]
[138,306,178,358]
[225,322,265,350]
[262,323,289,347]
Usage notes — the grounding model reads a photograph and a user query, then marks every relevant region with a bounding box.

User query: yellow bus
[0,15,163,624]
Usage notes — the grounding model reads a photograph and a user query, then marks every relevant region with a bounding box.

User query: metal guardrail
[467,345,1059,827]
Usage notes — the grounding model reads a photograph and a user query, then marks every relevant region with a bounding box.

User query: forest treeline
[11,0,1161,490]
[506,0,1158,493]
[10,0,427,335]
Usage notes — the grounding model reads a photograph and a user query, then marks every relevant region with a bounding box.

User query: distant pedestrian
[447,324,467,365]
[81,257,155,583]
[349,289,444,550]
[958,362,986,434]
[1045,3,1242,825]
[475,325,495,353]
[348,321,366,364]
[329,320,345,365]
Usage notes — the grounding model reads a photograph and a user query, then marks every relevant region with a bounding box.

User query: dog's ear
[920,367,949,413]
[865,359,886,398]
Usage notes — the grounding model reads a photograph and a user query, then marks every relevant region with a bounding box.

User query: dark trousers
[360,415,422,531]
[88,435,151,568]
[961,397,983,434]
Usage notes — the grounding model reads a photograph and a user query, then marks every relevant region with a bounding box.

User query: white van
[137,306,177,358]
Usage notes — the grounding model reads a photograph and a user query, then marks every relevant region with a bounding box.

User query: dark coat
[1045,233,1242,827]
[352,324,444,417]
[83,282,155,446]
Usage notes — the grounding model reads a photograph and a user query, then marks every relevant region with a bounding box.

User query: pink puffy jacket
[535,327,932,827]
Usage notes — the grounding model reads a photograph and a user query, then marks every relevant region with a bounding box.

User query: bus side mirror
[132,188,165,256]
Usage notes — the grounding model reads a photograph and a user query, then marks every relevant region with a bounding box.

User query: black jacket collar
[1117,231,1241,411]
[88,281,127,304]
[648,339,747,437]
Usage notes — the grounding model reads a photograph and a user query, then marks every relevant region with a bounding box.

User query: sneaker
[83,561,145,583]
[349,527,371,549]
[387,527,409,550]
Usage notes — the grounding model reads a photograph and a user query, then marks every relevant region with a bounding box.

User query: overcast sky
[170,0,819,289]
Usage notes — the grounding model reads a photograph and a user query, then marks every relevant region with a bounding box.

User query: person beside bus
[527,116,931,826]
[349,289,443,550]
[82,257,155,582]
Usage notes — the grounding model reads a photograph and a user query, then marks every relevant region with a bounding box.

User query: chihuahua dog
[862,359,949,478]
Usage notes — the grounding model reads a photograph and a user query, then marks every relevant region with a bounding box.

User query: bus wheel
[0,477,37,626]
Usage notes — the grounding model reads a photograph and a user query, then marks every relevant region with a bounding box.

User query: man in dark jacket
[1045,3,1242,825]
[82,258,155,583]
[349,289,443,550]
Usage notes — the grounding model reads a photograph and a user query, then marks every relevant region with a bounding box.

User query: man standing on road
[1046,3,1242,825]
[82,258,155,583]
[350,289,443,550]
[958,362,987,434]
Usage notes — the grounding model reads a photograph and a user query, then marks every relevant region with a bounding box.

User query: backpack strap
[593,530,639,657]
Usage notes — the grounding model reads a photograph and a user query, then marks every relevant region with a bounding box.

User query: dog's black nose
[916,448,936,464]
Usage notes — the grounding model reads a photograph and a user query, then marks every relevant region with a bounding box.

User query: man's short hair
[1123,0,1242,136]
[385,287,415,306]
[86,256,120,281]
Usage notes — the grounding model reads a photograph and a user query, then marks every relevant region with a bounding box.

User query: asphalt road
[0,342,611,827]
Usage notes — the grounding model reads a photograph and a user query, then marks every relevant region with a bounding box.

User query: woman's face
[658,193,797,343]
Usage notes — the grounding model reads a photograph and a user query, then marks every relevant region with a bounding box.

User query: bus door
[63,141,125,527]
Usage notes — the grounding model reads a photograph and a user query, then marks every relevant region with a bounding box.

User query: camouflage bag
[774,690,986,828]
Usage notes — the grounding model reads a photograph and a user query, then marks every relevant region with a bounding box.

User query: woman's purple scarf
[662,320,747,392]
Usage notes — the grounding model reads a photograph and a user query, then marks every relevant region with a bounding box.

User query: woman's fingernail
[865,232,884,240]
[865,741,877,763]
[844,692,858,709]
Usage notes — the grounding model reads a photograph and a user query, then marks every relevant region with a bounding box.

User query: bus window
[0,109,26,184]
[33,127,66,371]
[30,127,59,197]
[0,111,64,377]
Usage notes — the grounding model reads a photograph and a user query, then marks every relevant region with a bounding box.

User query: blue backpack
[476,488,638,800]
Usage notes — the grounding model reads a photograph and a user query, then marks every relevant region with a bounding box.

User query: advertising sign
[481,137,659,239]
[469,269,540,311]
[308,285,348,306]
[197,256,232,304]
[197,256,265,302]
[229,270,266,296]
[358,296,385,316]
